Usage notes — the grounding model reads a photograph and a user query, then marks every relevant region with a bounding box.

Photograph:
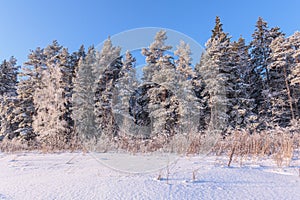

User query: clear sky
[1,0,300,66]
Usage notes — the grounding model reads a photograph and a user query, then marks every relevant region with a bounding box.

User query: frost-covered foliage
[149,54,179,136]
[93,37,121,81]
[231,37,259,131]
[0,57,18,97]
[174,41,201,134]
[13,47,46,141]
[289,32,300,86]
[33,41,74,148]
[1,17,300,151]
[141,31,181,137]
[114,51,139,136]
[250,17,284,128]
[268,36,295,127]
[288,32,300,119]
[200,16,233,134]
[0,57,19,140]
[73,46,97,141]
[142,30,172,82]
[94,38,122,139]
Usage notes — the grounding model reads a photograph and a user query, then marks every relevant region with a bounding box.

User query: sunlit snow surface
[92,152,179,173]
[0,152,299,200]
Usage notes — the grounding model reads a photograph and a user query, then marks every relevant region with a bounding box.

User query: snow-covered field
[0,152,299,200]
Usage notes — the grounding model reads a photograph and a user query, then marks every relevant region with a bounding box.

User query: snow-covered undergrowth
[0,152,299,200]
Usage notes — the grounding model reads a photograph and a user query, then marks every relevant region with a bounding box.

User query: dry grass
[0,134,83,153]
[1,126,299,169]
[213,128,300,167]
[0,138,32,153]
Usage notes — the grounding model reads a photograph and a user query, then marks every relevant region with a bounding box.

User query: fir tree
[93,37,121,81]
[231,37,259,131]
[289,32,300,118]
[174,40,201,134]
[140,31,180,137]
[114,51,139,136]
[58,48,75,137]
[142,30,172,82]
[200,16,232,135]
[73,46,97,141]
[195,53,210,131]
[149,54,179,136]
[33,41,72,148]
[0,57,19,139]
[268,36,295,127]
[249,17,284,128]
[289,32,300,86]
[13,47,47,141]
[94,38,122,139]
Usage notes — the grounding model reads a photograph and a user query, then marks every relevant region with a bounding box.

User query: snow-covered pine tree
[32,41,73,148]
[174,40,201,134]
[73,46,97,141]
[94,38,122,139]
[219,38,242,132]
[140,30,181,138]
[289,32,300,86]
[231,37,259,131]
[249,17,284,128]
[70,45,86,76]
[288,32,300,119]
[149,53,179,137]
[0,57,19,96]
[0,57,19,140]
[93,37,121,82]
[174,40,195,79]
[12,47,47,141]
[200,16,233,135]
[142,30,172,83]
[195,53,210,131]
[114,51,139,136]
[268,36,295,127]
[58,48,75,138]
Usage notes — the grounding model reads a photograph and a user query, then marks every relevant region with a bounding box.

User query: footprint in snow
[0,194,11,200]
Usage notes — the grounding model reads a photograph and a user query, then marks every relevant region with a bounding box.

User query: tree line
[0,16,300,149]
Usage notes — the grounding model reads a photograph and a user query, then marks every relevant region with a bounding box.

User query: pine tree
[12,47,47,141]
[249,17,284,128]
[174,40,201,134]
[149,54,179,136]
[220,38,242,132]
[0,57,19,139]
[268,36,295,127]
[114,51,139,136]
[94,56,123,138]
[70,45,86,74]
[140,30,181,137]
[289,32,300,118]
[200,16,233,135]
[73,46,97,141]
[289,32,300,85]
[32,41,72,148]
[93,37,121,81]
[231,37,259,131]
[142,30,172,82]
[250,18,270,86]
[13,75,36,141]
[94,38,122,139]
[195,53,210,131]
[58,48,75,137]
[0,57,19,97]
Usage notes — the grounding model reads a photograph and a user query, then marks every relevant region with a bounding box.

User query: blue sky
[1,0,300,66]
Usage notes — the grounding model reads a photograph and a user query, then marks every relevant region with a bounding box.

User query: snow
[0,152,299,200]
